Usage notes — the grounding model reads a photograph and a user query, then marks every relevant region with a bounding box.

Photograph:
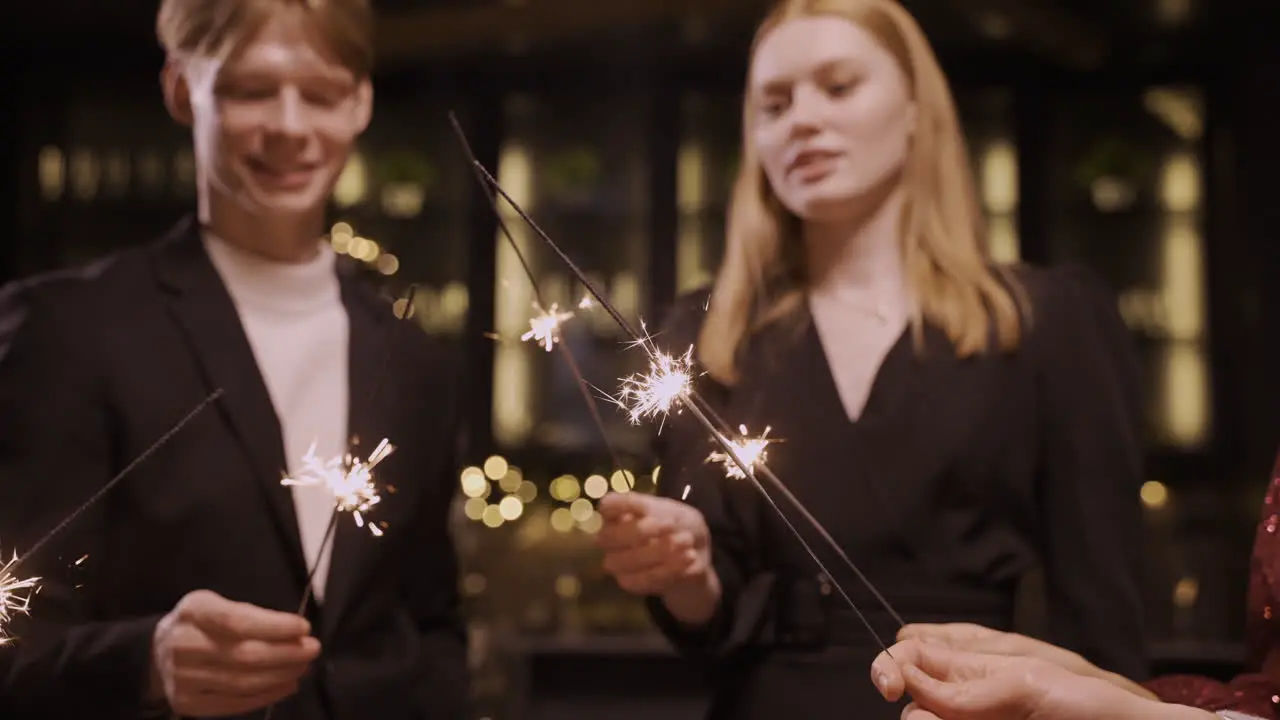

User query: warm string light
[458,456,650,535]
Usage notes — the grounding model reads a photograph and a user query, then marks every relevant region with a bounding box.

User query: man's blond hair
[156,0,374,75]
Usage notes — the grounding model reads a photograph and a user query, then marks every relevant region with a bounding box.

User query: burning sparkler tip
[282,439,393,536]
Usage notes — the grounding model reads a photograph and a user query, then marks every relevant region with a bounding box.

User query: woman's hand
[871,638,1212,720]
[897,623,1157,700]
[596,492,721,624]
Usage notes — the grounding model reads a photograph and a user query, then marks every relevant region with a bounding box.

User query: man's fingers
[908,641,1013,681]
[223,636,322,670]
[182,593,311,641]
[173,683,299,717]
[612,550,693,595]
[597,515,680,552]
[900,664,962,710]
[900,702,943,720]
[897,623,982,645]
[176,663,309,697]
[602,543,671,577]
[872,639,927,701]
[597,492,649,520]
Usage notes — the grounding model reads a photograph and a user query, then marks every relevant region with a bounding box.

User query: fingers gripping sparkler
[449,120,905,652]
[280,437,393,613]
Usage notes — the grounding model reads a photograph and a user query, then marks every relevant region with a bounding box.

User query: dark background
[2,0,1279,716]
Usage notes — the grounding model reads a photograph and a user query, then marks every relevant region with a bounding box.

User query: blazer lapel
[321,266,394,636]
[150,218,309,583]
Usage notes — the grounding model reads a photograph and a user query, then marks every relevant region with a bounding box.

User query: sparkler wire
[2,389,222,649]
[449,120,905,650]
[11,389,223,572]
[260,284,420,720]
[449,113,629,477]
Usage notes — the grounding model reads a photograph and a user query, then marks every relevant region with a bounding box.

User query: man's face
[167,10,372,216]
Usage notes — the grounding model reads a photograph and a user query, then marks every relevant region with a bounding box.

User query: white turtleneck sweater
[203,232,349,603]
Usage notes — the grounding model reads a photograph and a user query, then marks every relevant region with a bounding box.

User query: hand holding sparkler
[894,623,1157,700]
[596,492,721,625]
[149,589,319,717]
[869,638,1184,720]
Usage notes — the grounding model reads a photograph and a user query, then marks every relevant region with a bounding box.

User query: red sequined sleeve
[1143,468,1280,719]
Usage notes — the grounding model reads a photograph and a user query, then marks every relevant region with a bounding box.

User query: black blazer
[0,218,468,719]
[646,265,1148,720]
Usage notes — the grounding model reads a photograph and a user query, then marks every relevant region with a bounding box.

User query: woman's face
[749,15,915,221]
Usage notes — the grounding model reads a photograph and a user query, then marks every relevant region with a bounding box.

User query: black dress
[645,264,1148,720]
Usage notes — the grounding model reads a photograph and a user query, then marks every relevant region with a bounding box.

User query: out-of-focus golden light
[498,468,523,493]
[1141,480,1170,510]
[610,469,635,493]
[464,497,486,520]
[481,504,504,528]
[460,467,488,498]
[483,456,509,481]
[498,495,524,521]
[569,498,593,522]
[515,480,537,502]
[583,474,608,499]
[555,574,581,599]
[549,508,575,533]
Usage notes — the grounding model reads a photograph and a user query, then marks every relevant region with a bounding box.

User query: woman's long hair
[699,0,1026,384]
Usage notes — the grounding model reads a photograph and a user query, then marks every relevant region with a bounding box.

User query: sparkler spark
[282,438,393,536]
[0,552,39,645]
[615,345,697,424]
[707,425,773,480]
[521,303,575,352]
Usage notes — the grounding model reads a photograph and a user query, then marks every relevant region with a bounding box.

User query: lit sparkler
[614,345,697,424]
[521,302,575,352]
[448,114,907,655]
[707,425,773,480]
[282,438,393,536]
[0,551,39,645]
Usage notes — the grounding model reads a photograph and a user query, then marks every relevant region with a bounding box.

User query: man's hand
[151,589,320,717]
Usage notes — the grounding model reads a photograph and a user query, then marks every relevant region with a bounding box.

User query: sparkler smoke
[449,117,905,650]
[0,389,223,642]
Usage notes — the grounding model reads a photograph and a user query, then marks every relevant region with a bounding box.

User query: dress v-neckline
[804,308,911,426]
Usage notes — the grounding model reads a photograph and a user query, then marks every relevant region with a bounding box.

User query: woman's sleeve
[642,290,774,660]
[1144,470,1280,720]
[1029,264,1149,681]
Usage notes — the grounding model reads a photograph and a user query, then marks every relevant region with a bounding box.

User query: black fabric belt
[754,572,1015,650]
